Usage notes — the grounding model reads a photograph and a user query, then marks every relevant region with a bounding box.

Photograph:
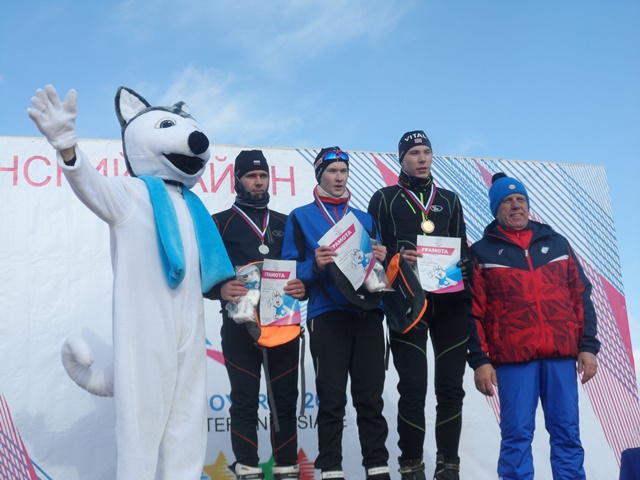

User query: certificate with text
[259,259,302,326]
[416,236,464,294]
[318,211,375,290]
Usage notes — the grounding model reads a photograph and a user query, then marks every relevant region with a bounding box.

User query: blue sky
[2,0,639,369]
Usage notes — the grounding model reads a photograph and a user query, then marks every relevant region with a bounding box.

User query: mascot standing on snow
[28,85,234,479]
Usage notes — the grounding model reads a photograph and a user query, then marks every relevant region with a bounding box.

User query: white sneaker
[273,465,299,480]
[231,463,264,480]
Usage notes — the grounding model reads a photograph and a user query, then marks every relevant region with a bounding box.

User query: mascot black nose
[189,131,209,155]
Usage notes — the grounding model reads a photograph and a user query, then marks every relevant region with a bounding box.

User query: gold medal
[421,219,435,233]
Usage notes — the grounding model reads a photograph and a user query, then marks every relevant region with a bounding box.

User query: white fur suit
[28,85,233,479]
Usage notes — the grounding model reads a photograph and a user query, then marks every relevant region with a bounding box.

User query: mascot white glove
[27,84,78,151]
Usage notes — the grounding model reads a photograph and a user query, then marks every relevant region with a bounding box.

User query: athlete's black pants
[221,317,300,467]
[389,293,468,462]
[309,309,389,471]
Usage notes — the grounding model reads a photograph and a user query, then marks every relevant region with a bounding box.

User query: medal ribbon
[313,187,350,226]
[397,182,437,219]
[232,204,270,243]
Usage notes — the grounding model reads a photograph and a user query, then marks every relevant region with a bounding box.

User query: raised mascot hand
[27,85,78,151]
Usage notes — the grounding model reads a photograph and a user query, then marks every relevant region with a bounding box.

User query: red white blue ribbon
[313,187,351,226]
[232,204,270,242]
[397,182,437,218]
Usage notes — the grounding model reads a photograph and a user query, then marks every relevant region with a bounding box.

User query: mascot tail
[61,336,114,397]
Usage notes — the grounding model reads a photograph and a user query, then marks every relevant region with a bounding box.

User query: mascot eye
[156,118,176,129]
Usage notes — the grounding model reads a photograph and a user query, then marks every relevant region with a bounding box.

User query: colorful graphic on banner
[467,159,640,466]
[0,395,38,480]
[203,450,314,480]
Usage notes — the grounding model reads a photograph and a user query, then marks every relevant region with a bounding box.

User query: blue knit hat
[488,172,529,217]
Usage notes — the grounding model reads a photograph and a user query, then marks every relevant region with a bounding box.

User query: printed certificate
[318,211,375,290]
[416,236,464,294]
[259,259,302,326]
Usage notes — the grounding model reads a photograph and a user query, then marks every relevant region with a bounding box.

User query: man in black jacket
[206,150,306,480]
[368,131,471,480]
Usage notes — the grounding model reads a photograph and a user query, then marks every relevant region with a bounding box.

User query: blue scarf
[140,175,234,292]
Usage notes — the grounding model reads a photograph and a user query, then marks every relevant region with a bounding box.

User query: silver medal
[259,244,270,255]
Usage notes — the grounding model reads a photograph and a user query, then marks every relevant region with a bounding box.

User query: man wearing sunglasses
[368,131,472,480]
[205,150,306,480]
[282,147,390,480]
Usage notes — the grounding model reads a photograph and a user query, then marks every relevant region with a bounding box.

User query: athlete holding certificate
[282,146,390,480]
[206,150,305,480]
[368,131,472,480]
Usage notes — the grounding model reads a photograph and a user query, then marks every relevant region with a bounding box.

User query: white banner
[0,136,632,479]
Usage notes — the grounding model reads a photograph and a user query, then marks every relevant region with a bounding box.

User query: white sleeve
[58,147,136,225]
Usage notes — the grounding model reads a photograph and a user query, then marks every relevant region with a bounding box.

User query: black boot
[366,466,391,480]
[433,455,459,480]
[399,459,426,480]
[321,470,346,480]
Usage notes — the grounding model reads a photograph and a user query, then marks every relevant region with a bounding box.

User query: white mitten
[27,84,78,151]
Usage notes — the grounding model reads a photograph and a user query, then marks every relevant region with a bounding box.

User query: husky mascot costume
[28,85,234,479]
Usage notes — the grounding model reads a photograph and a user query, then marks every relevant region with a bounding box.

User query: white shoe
[272,465,299,480]
[231,463,264,480]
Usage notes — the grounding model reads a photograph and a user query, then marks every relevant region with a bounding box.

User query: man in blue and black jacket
[282,146,390,480]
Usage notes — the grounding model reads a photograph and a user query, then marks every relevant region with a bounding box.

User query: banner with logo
[0,136,636,479]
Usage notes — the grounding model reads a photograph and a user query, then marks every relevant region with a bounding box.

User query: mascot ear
[174,101,189,115]
[115,87,151,129]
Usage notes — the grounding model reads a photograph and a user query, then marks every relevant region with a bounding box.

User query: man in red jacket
[467,172,599,480]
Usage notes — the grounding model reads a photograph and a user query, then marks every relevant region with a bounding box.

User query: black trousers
[389,293,468,462]
[221,317,300,467]
[309,309,389,471]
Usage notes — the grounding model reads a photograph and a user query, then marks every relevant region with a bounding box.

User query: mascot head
[115,87,210,188]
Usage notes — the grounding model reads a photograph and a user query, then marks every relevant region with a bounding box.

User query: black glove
[457,257,475,283]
